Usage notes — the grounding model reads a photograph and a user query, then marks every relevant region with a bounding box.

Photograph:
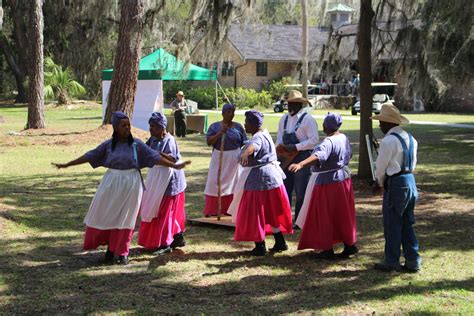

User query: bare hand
[372,181,382,195]
[52,162,68,169]
[240,154,249,166]
[220,124,229,134]
[288,163,302,173]
[175,160,191,169]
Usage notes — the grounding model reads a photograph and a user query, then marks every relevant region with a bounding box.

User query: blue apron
[282,113,311,163]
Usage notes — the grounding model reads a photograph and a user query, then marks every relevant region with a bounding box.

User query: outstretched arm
[240,144,255,166]
[156,156,191,169]
[288,155,319,173]
[52,155,89,169]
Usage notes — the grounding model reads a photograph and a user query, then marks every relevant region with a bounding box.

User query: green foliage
[44,57,86,105]
[224,87,273,109]
[267,76,296,100]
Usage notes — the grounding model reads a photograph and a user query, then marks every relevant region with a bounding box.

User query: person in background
[276,90,319,227]
[170,91,188,138]
[52,111,189,265]
[371,103,421,273]
[203,103,247,217]
[138,112,187,255]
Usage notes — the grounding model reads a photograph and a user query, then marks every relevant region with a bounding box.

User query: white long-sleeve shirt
[276,109,319,151]
[375,126,418,186]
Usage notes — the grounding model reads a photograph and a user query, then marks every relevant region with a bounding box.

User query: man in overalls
[276,90,319,227]
[372,103,422,273]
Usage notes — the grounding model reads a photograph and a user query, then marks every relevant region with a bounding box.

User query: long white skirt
[204,148,241,196]
[84,169,143,230]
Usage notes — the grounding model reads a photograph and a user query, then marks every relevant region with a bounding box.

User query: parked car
[351,82,397,115]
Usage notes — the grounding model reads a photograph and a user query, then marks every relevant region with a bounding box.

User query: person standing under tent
[289,113,357,260]
[276,90,319,227]
[170,91,188,138]
[52,111,190,265]
[203,103,247,217]
[138,112,187,254]
[371,103,421,273]
[229,110,293,256]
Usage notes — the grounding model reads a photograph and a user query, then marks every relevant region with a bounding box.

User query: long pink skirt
[234,185,293,242]
[83,227,134,256]
[138,192,186,249]
[298,178,357,251]
[203,194,233,216]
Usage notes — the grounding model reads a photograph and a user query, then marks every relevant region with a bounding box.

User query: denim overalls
[382,132,421,270]
[282,112,312,220]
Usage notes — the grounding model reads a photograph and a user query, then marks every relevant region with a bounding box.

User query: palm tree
[44,57,86,105]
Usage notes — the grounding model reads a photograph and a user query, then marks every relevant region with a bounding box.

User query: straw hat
[177,91,185,96]
[371,102,409,124]
[286,90,310,104]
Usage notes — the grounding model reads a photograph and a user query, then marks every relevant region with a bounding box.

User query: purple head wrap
[149,112,167,128]
[245,110,264,128]
[222,103,235,114]
[323,112,343,132]
[111,111,129,128]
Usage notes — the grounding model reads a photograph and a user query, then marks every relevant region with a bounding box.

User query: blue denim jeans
[382,173,421,270]
[284,151,311,221]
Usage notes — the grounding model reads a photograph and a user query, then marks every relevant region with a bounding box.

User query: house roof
[227,24,330,62]
[327,3,354,13]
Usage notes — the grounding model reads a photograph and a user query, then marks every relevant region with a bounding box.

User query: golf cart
[351,82,397,115]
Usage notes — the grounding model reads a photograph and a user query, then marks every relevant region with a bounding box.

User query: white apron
[204,148,241,196]
[139,165,174,222]
[227,130,286,223]
[84,169,143,230]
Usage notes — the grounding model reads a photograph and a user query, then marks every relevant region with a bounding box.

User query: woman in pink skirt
[53,111,189,265]
[138,112,187,254]
[229,110,293,256]
[289,113,357,260]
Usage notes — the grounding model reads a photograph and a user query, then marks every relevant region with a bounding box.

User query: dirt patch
[2,125,150,147]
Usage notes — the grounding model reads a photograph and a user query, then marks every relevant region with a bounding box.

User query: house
[191,24,332,90]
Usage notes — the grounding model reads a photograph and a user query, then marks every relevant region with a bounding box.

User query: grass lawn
[1,103,473,314]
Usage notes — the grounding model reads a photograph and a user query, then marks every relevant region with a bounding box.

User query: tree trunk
[27,0,45,129]
[0,33,28,103]
[58,90,69,105]
[357,0,374,179]
[301,0,309,98]
[103,0,145,125]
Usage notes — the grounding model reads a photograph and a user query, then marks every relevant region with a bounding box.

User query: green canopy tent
[101,48,218,131]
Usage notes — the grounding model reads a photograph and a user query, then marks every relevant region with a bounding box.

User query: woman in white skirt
[138,112,187,254]
[53,111,189,265]
[203,103,247,216]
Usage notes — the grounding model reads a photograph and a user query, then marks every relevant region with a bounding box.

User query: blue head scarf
[245,110,264,128]
[222,103,235,114]
[111,111,129,128]
[323,112,343,132]
[149,112,167,128]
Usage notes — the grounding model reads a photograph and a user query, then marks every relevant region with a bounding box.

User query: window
[256,62,267,76]
[340,13,349,23]
[221,61,234,76]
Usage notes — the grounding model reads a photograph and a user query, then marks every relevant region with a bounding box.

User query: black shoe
[152,246,172,255]
[270,232,288,252]
[402,264,420,273]
[249,241,267,256]
[313,249,336,260]
[104,249,114,264]
[373,262,402,272]
[117,255,129,265]
[337,244,359,259]
[170,233,186,249]
[292,224,300,230]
